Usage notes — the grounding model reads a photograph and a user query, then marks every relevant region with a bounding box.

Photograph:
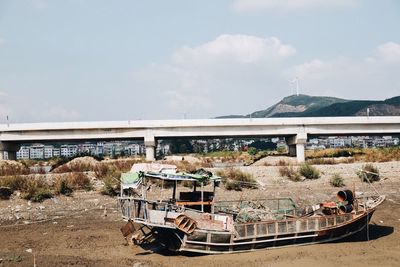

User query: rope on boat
[350,166,381,195]
[350,166,382,242]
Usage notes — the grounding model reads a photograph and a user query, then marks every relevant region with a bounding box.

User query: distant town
[15,135,400,160]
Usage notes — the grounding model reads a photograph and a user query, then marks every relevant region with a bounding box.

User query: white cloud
[288,42,400,99]
[130,37,400,119]
[0,38,6,46]
[173,35,295,64]
[232,0,359,12]
[376,42,400,63]
[0,91,7,97]
[130,34,296,118]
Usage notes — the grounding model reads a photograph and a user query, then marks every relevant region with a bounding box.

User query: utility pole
[290,77,300,96]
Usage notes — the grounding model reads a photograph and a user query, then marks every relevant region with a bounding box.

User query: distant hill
[217,95,400,118]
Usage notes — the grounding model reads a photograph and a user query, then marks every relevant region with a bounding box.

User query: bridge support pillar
[287,133,307,163]
[144,136,156,161]
[0,142,20,161]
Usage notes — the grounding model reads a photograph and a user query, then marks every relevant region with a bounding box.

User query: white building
[29,144,44,159]
[78,143,96,154]
[60,145,78,158]
[17,146,30,160]
[53,148,61,157]
[95,142,105,155]
[156,143,170,155]
[44,145,54,159]
[126,143,143,155]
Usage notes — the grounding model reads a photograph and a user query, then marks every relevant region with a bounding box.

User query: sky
[0,0,399,123]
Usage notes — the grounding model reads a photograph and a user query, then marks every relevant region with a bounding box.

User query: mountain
[217,95,400,118]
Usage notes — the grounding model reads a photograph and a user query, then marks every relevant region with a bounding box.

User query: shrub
[247,147,257,156]
[0,186,13,200]
[29,188,53,202]
[54,177,74,196]
[0,162,30,176]
[364,147,400,162]
[278,166,302,182]
[217,168,257,191]
[306,148,362,159]
[276,146,287,154]
[330,173,345,187]
[357,164,380,183]
[0,175,28,192]
[69,173,92,191]
[21,179,52,202]
[0,175,54,202]
[101,177,120,196]
[299,163,320,179]
[224,180,242,191]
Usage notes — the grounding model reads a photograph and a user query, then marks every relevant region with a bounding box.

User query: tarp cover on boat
[123,163,221,185]
[145,170,221,182]
[121,172,142,189]
[130,163,177,174]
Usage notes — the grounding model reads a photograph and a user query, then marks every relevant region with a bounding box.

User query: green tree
[248,147,257,155]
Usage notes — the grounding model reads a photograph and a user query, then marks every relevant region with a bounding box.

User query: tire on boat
[339,204,353,214]
[337,190,354,203]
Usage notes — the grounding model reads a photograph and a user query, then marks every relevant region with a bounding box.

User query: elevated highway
[1,116,400,162]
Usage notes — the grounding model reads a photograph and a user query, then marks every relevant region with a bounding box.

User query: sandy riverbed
[1,160,399,267]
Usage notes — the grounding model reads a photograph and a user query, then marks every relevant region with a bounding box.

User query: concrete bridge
[1,116,400,162]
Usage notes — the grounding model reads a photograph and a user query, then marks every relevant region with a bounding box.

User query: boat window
[267,223,276,234]
[278,222,287,233]
[246,225,255,236]
[257,223,267,235]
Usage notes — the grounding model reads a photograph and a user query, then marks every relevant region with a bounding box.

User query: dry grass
[216,168,257,191]
[54,177,74,196]
[198,151,261,165]
[21,178,53,202]
[68,172,92,191]
[52,157,143,175]
[357,164,380,183]
[330,173,345,187]
[362,148,400,162]
[202,150,242,159]
[0,175,53,202]
[278,166,302,182]
[306,148,359,159]
[101,176,120,196]
[0,175,29,192]
[0,161,30,176]
[0,172,92,201]
[2,176,54,202]
[299,163,320,179]
[306,147,400,163]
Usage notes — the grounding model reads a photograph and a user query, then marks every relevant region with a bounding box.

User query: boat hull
[149,210,375,254]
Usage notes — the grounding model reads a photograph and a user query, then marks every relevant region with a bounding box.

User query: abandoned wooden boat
[118,164,385,254]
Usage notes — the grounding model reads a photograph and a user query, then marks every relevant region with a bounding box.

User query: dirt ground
[1,160,400,267]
